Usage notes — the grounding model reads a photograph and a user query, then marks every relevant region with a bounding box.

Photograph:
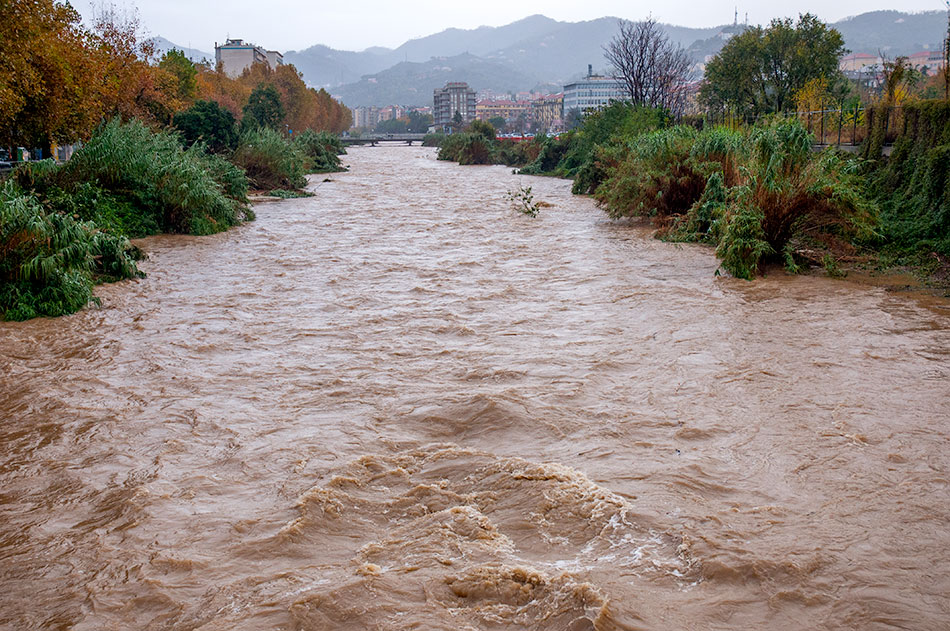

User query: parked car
[0,160,13,172]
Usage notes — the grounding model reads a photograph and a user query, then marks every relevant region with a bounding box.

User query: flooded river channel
[1,146,949,630]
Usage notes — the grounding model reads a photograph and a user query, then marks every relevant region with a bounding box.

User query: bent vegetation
[432,100,950,289]
[1,3,350,321]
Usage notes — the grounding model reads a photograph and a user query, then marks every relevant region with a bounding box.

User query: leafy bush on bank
[0,181,141,320]
[1,118,258,319]
[61,119,252,235]
[294,129,346,173]
[592,119,874,279]
[232,126,307,190]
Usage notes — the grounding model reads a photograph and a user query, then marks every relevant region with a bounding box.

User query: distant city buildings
[562,66,625,117]
[433,82,476,130]
[474,93,564,132]
[476,100,529,124]
[349,105,431,131]
[214,39,283,78]
[839,51,946,76]
[532,94,563,130]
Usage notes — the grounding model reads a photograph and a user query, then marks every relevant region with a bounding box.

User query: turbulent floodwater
[2,146,949,630]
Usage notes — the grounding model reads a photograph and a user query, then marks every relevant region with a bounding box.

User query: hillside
[332,53,539,106]
[151,37,213,64]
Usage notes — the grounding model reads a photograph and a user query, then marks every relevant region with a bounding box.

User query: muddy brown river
[1,146,949,630]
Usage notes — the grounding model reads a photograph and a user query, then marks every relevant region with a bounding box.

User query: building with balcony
[562,67,626,117]
[531,94,563,131]
[475,100,530,123]
[215,39,283,78]
[433,82,476,130]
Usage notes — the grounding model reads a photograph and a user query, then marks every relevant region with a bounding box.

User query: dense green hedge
[864,101,950,257]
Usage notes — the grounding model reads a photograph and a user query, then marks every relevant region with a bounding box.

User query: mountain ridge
[159,9,947,107]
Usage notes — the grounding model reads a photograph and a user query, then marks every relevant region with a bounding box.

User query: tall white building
[562,66,626,117]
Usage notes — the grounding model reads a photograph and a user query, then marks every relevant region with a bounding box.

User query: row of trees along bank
[431,13,950,287]
[0,0,351,320]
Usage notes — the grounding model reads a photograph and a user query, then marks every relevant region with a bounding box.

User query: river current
[1,146,949,630]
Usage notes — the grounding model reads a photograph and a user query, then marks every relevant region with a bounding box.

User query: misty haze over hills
[159,10,946,107]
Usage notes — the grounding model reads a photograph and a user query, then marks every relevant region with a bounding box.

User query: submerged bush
[594,118,876,279]
[422,133,445,147]
[437,132,494,165]
[232,126,307,190]
[62,119,252,235]
[0,182,141,320]
[294,129,345,173]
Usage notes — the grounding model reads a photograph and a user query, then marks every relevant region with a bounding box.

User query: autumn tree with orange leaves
[0,0,350,152]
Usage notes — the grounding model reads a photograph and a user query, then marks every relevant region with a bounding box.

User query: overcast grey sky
[76,0,942,53]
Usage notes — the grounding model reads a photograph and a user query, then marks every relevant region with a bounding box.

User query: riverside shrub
[293,129,345,173]
[594,119,875,279]
[232,126,307,190]
[0,181,141,320]
[437,133,494,165]
[62,119,252,235]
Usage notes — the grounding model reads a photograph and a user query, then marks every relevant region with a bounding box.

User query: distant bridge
[342,133,427,146]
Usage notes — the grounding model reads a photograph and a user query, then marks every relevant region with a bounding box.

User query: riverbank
[434,102,950,289]
[0,121,347,321]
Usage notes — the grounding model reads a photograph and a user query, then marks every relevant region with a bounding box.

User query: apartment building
[562,67,626,117]
[433,82,477,129]
[214,39,283,78]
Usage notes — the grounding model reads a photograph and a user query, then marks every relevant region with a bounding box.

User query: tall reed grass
[62,119,252,235]
[0,181,141,320]
[232,126,307,190]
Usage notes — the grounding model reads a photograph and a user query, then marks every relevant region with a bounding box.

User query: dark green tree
[158,49,197,100]
[487,116,507,131]
[407,110,433,133]
[241,84,284,132]
[173,100,237,152]
[467,119,496,142]
[700,14,846,118]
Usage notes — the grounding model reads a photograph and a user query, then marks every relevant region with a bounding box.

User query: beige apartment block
[215,39,283,78]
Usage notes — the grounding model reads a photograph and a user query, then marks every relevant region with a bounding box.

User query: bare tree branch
[604,18,692,115]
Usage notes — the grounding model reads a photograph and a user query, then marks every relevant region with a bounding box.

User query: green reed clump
[61,118,252,235]
[232,126,308,191]
[293,129,345,174]
[0,181,141,320]
[422,133,445,147]
[437,132,495,165]
[593,126,705,220]
[591,118,875,279]
[495,138,544,168]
